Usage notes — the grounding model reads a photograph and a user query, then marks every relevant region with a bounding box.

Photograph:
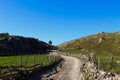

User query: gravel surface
[28,54,84,80]
[46,55,84,80]
[55,55,84,80]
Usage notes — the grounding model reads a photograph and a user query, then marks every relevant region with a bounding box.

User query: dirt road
[49,55,84,80]
[28,54,84,80]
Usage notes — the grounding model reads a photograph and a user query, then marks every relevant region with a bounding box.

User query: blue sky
[0,0,120,45]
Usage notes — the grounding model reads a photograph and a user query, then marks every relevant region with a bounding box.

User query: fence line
[0,54,61,79]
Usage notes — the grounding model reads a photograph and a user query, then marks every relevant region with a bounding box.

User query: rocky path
[28,54,84,80]
[46,55,84,80]
[57,55,84,80]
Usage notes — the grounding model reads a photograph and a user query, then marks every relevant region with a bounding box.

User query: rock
[81,54,120,80]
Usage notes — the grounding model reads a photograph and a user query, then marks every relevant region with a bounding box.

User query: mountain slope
[60,32,120,55]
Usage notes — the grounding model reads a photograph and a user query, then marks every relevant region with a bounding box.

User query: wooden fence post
[110,54,114,68]
[20,55,22,70]
[97,58,100,70]
[48,55,50,63]
[8,60,12,75]
[25,55,28,70]
[41,55,43,66]
[46,55,48,65]
[0,67,1,75]
[33,55,35,68]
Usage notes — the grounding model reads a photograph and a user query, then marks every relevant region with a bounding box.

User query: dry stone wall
[81,54,120,80]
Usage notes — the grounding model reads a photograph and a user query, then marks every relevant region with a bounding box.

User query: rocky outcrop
[0,35,56,56]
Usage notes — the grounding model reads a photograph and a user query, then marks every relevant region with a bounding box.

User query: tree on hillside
[48,40,52,45]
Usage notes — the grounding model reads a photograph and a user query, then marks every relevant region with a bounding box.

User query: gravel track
[50,55,84,80]
[28,54,84,80]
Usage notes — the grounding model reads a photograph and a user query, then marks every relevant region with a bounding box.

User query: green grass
[60,32,120,73]
[61,49,120,73]
[0,54,61,77]
[0,55,59,66]
[95,55,120,74]
[60,49,89,55]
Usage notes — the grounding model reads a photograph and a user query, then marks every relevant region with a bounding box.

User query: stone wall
[81,54,120,80]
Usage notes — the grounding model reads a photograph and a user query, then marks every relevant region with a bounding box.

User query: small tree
[48,40,52,45]
[0,33,9,39]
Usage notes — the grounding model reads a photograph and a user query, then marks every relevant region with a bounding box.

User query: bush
[0,33,9,39]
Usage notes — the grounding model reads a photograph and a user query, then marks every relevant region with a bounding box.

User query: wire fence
[61,52,120,80]
[0,54,61,79]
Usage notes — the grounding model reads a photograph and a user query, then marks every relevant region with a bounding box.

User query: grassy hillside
[60,32,120,55]
[60,32,120,73]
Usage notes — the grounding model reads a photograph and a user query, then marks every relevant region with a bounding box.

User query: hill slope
[0,33,56,55]
[60,32,120,55]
